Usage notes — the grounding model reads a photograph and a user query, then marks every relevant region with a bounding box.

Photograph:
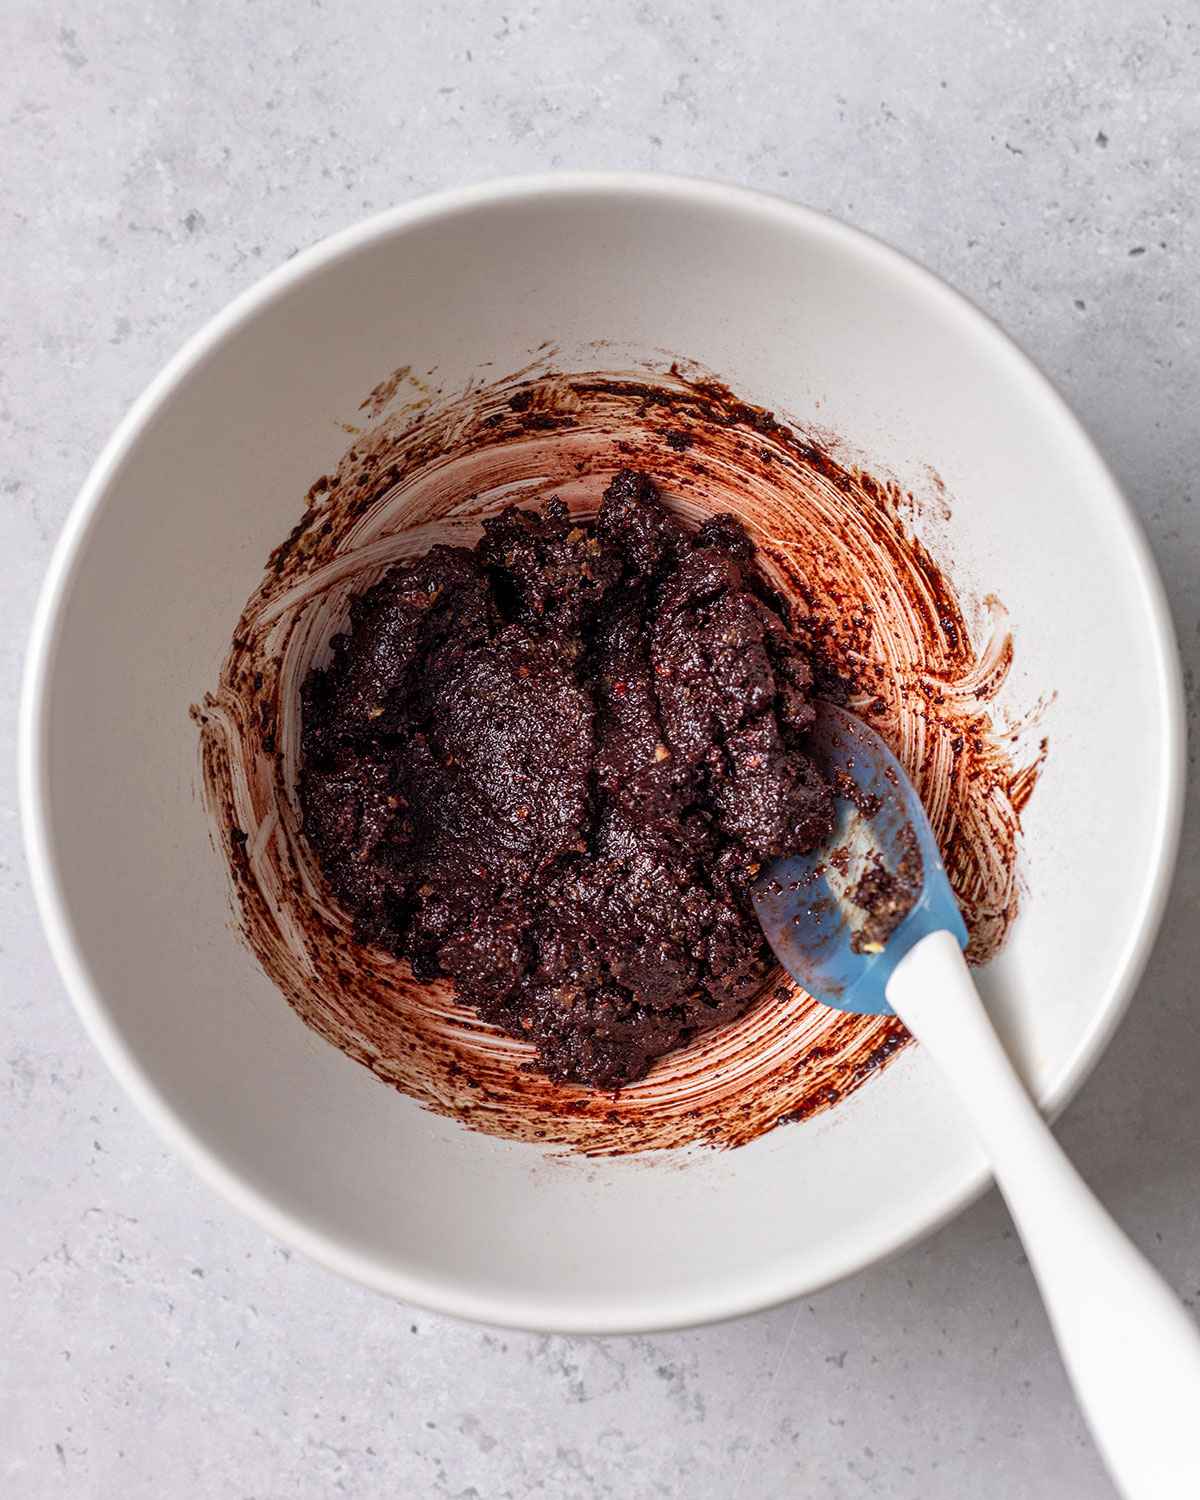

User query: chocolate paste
[848,839,922,955]
[299,471,834,1087]
[195,357,1047,1152]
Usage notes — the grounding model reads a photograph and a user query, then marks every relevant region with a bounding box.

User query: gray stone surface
[3,1,1198,1495]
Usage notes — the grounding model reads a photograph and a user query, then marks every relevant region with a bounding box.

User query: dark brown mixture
[848,831,922,954]
[300,470,834,1087]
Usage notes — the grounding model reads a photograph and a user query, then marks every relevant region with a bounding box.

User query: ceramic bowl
[21,174,1183,1332]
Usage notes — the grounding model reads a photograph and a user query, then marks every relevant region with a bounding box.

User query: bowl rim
[19,170,1186,1334]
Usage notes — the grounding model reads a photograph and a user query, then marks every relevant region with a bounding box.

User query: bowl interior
[25,178,1179,1331]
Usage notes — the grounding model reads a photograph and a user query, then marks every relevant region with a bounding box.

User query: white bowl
[21,174,1183,1333]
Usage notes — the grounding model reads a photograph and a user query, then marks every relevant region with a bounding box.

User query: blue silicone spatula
[754,702,1200,1500]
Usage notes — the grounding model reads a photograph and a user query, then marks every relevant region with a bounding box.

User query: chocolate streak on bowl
[194,361,1046,1154]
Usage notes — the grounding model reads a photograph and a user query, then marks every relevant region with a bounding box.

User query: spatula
[755,701,1200,1500]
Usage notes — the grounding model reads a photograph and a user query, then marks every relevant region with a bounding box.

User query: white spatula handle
[887,929,1200,1500]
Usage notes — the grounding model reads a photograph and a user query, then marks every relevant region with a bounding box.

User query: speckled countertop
[3,3,1199,1496]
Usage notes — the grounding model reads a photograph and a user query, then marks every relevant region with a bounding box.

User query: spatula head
[753,702,968,1015]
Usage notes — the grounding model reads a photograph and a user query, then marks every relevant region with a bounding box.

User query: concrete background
[3,2,1198,1495]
